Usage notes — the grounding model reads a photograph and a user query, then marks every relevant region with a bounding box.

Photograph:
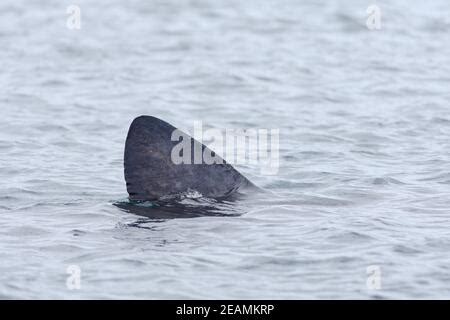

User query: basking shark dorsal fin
[124,116,255,201]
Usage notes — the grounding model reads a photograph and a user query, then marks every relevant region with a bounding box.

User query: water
[1,0,450,299]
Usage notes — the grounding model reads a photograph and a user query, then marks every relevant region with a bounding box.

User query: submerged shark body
[124,116,255,201]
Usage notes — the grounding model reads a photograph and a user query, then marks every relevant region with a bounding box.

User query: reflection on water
[114,197,243,222]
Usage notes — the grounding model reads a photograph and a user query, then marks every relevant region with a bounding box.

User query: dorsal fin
[124,116,255,201]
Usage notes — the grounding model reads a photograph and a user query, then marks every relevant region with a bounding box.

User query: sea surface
[1,0,450,299]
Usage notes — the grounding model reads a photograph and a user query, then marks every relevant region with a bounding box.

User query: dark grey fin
[124,116,256,201]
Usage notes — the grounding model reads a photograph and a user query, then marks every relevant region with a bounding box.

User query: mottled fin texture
[124,116,255,201]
